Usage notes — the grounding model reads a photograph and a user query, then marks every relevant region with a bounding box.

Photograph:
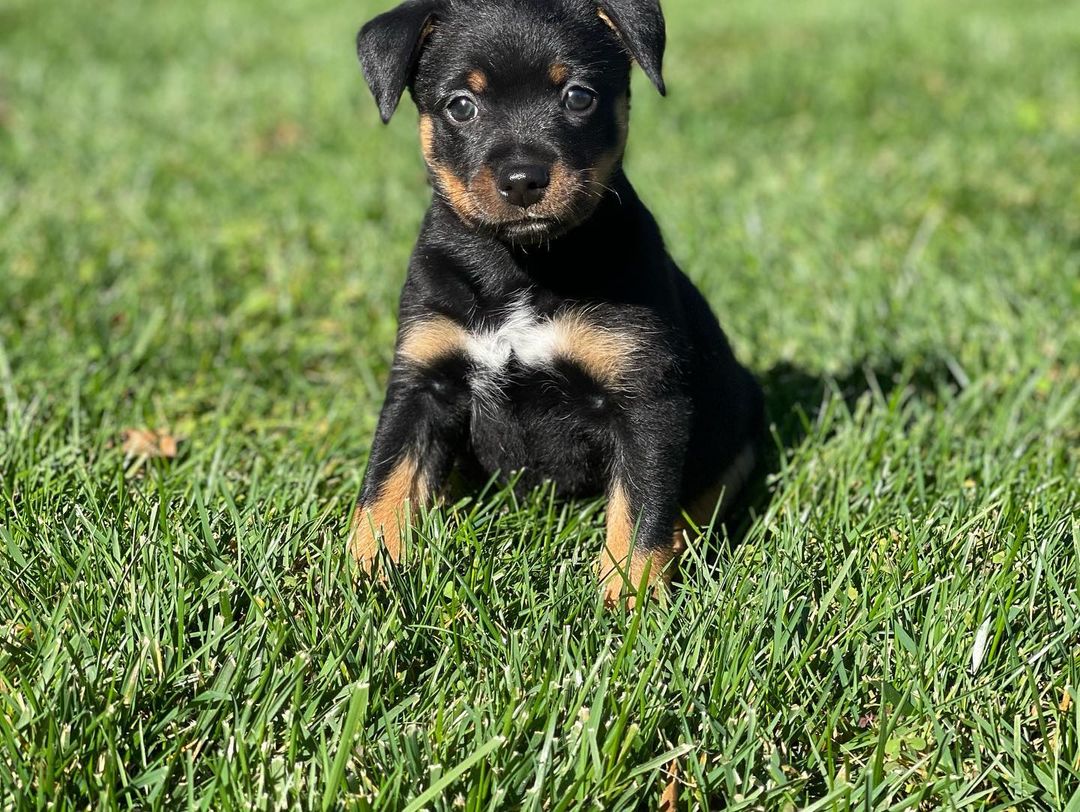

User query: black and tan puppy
[350,0,764,604]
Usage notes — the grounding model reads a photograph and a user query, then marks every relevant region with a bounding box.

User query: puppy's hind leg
[672,442,759,547]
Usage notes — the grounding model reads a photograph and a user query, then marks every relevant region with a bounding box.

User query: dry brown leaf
[659,756,679,812]
[122,428,179,459]
[1061,687,1073,713]
[157,433,178,458]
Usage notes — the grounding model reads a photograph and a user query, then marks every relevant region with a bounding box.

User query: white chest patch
[397,297,633,402]
[464,303,561,377]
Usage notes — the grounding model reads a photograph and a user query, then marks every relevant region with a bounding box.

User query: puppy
[350,0,764,604]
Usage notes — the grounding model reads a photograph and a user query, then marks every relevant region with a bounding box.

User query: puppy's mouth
[428,161,607,243]
[496,216,589,246]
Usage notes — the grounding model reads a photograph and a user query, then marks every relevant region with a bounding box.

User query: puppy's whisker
[585,178,623,206]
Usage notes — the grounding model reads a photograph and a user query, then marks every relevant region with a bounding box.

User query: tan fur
[549,63,569,86]
[423,140,587,228]
[537,161,579,218]
[598,448,755,606]
[399,316,468,366]
[432,163,486,221]
[348,455,428,571]
[597,8,619,36]
[466,166,502,216]
[419,114,435,163]
[598,482,676,607]
[418,98,619,233]
[466,69,488,93]
[474,161,579,220]
[550,311,637,387]
[460,162,579,224]
[420,115,487,221]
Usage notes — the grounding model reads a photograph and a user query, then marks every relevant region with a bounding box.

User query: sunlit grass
[1,0,1077,807]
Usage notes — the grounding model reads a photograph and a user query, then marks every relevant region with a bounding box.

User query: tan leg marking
[600,448,756,605]
[348,454,428,572]
[549,311,638,388]
[549,62,569,86]
[466,69,488,94]
[398,316,468,367]
[598,482,676,608]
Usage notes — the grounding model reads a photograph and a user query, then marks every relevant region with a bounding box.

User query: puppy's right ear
[357,0,440,123]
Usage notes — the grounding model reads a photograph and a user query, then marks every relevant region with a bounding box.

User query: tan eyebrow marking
[549,62,569,85]
[466,69,488,93]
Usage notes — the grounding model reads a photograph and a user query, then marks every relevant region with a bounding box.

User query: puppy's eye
[563,86,596,113]
[447,96,478,123]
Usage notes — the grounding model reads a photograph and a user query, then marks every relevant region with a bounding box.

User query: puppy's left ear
[597,0,667,95]
[357,0,441,123]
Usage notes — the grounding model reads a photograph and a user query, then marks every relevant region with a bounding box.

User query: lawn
[1,0,1078,807]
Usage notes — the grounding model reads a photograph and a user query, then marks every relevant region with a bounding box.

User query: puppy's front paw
[348,505,401,577]
[597,548,673,609]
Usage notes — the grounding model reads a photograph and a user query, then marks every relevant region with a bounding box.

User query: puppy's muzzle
[497,163,550,209]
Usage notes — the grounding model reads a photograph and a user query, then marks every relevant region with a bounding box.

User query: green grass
[1,0,1078,807]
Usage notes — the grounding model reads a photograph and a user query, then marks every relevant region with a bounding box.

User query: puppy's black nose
[497,164,550,209]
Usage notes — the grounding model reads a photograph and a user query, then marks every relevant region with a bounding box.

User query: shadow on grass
[716,354,966,547]
[678,355,967,804]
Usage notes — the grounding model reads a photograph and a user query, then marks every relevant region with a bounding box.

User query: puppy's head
[357,0,665,243]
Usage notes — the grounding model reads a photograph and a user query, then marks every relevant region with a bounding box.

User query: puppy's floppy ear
[357,0,440,123]
[597,0,666,95]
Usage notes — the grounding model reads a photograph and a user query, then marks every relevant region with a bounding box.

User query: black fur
[351,0,764,594]
[597,0,666,95]
[357,0,439,122]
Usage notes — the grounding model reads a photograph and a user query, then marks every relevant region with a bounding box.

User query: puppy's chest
[399,301,641,397]
[464,305,578,384]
